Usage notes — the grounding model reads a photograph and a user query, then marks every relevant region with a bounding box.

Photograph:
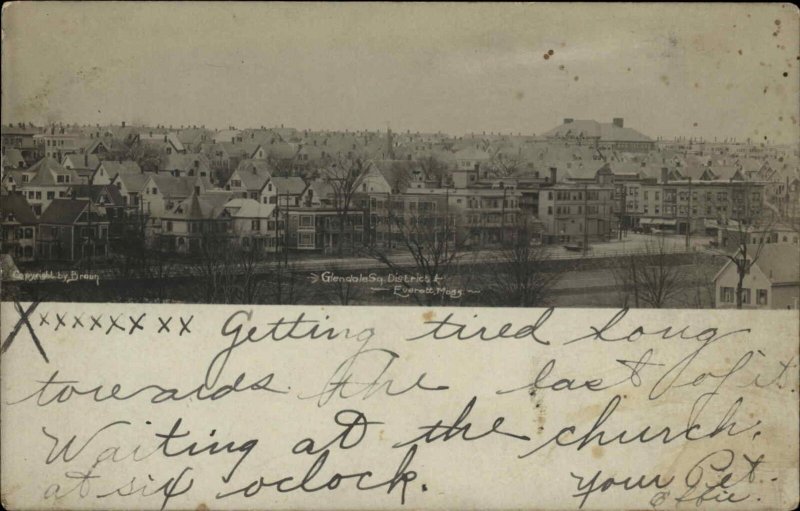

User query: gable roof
[160,153,211,173]
[1,193,37,224]
[3,149,27,168]
[63,153,100,170]
[163,191,234,220]
[224,198,276,218]
[753,244,800,285]
[23,157,81,186]
[115,172,152,194]
[98,160,142,179]
[231,159,273,190]
[270,176,307,195]
[66,184,125,207]
[39,199,94,224]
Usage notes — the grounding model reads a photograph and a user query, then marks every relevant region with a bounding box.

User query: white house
[714,244,800,309]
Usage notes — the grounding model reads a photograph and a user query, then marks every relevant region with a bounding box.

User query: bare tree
[490,151,526,177]
[712,210,777,309]
[124,141,163,173]
[323,155,367,255]
[613,237,688,308]
[417,156,451,187]
[486,216,563,306]
[366,205,462,306]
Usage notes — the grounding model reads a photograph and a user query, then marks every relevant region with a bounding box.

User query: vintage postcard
[1,2,798,510]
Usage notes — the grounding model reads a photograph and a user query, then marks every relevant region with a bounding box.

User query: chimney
[661,167,669,183]
[84,153,88,167]
[122,121,126,127]
[613,118,624,128]
[549,167,557,183]
[564,118,574,124]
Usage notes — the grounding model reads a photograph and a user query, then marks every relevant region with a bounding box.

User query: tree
[490,151,526,177]
[613,237,688,308]
[124,141,163,173]
[417,156,451,187]
[712,210,777,309]
[323,155,368,256]
[366,204,462,306]
[486,216,563,307]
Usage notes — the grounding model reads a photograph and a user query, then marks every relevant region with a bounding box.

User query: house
[139,174,213,219]
[286,208,365,253]
[92,160,142,185]
[1,123,42,165]
[34,127,85,161]
[158,191,234,253]
[135,131,186,154]
[224,198,283,253]
[0,192,38,262]
[112,172,152,209]
[36,199,110,261]
[2,148,27,170]
[714,244,800,309]
[270,176,307,208]
[62,153,100,184]
[538,177,615,244]
[225,159,273,201]
[300,179,335,208]
[12,157,83,215]
[159,153,212,179]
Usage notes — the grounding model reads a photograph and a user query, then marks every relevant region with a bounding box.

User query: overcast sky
[2,2,798,143]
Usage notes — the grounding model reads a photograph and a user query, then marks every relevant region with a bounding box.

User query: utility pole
[283,193,289,267]
[619,183,625,241]
[500,185,507,246]
[583,184,589,256]
[685,177,692,251]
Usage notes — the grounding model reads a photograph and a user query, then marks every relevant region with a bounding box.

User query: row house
[1,192,38,262]
[628,180,765,234]
[285,208,365,253]
[538,182,615,244]
[36,199,110,261]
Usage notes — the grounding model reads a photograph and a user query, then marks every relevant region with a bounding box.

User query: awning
[640,218,677,226]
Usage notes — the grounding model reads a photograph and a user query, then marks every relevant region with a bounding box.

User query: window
[251,219,260,231]
[300,215,313,227]
[47,191,55,200]
[741,288,751,304]
[757,289,768,305]
[299,232,315,247]
[165,221,173,232]
[720,287,735,303]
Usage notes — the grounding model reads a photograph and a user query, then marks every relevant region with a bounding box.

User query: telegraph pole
[583,184,589,256]
[685,177,692,250]
[500,185,507,246]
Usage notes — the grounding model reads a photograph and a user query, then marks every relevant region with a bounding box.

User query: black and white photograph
[1,2,798,308]
[2,4,799,511]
